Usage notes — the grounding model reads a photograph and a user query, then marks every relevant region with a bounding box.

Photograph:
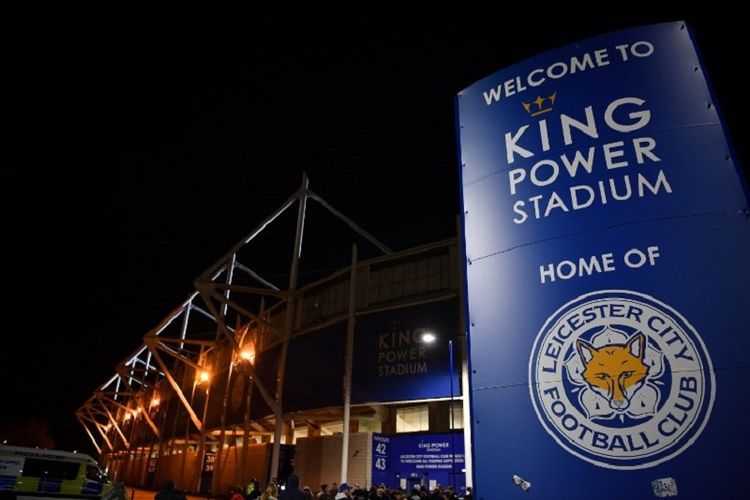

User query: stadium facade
[76,176,471,494]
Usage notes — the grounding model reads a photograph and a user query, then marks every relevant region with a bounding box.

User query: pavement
[125,486,211,500]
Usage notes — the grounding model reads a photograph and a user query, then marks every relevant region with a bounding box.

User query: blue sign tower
[457,22,750,498]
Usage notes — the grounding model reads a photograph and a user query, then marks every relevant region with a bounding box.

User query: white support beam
[76,413,102,455]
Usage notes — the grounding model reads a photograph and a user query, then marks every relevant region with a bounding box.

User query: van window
[22,458,80,480]
[86,465,105,482]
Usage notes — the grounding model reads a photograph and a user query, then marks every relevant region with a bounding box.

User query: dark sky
[2,14,748,452]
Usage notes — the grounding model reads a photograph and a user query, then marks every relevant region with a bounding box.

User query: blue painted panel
[467,214,750,390]
[459,22,722,187]
[285,324,345,410]
[352,299,461,404]
[472,366,750,499]
[462,123,745,259]
[371,432,465,493]
[458,21,750,498]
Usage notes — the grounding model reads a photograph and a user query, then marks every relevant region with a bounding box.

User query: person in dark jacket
[280,473,306,500]
[247,478,261,500]
[155,480,186,500]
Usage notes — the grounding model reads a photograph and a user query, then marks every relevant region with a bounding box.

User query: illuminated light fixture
[136,407,143,414]
[421,332,436,344]
[150,397,161,408]
[198,370,210,383]
[123,412,132,422]
[104,424,112,432]
[240,350,255,362]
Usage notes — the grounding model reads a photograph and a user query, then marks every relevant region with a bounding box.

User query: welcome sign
[457,22,750,498]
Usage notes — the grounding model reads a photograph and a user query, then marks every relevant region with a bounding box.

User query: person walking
[317,484,332,500]
[334,483,351,500]
[155,480,186,500]
[279,474,306,500]
[247,478,261,500]
[302,486,314,500]
[261,484,279,500]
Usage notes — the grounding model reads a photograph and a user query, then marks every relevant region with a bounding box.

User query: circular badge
[529,290,715,469]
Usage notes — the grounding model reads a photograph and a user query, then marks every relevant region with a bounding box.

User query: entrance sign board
[457,22,750,498]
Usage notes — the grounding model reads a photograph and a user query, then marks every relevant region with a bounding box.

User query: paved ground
[125,486,211,500]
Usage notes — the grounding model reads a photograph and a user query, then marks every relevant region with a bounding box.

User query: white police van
[0,445,111,500]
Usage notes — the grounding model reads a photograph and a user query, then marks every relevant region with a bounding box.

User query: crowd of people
[235,477,472,500]
[157,476,472,500]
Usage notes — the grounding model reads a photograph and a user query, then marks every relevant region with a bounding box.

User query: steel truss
[76,175,392,490]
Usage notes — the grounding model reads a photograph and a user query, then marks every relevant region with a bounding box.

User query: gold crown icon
[522,91,557,117]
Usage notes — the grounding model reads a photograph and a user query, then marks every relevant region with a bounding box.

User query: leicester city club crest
[529,290,715,469]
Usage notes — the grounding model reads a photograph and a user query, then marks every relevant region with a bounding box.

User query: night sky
[2,14,747,453]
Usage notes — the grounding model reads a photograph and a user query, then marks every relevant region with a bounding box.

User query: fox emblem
[576,332,649,411]
[532,292,714,468]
